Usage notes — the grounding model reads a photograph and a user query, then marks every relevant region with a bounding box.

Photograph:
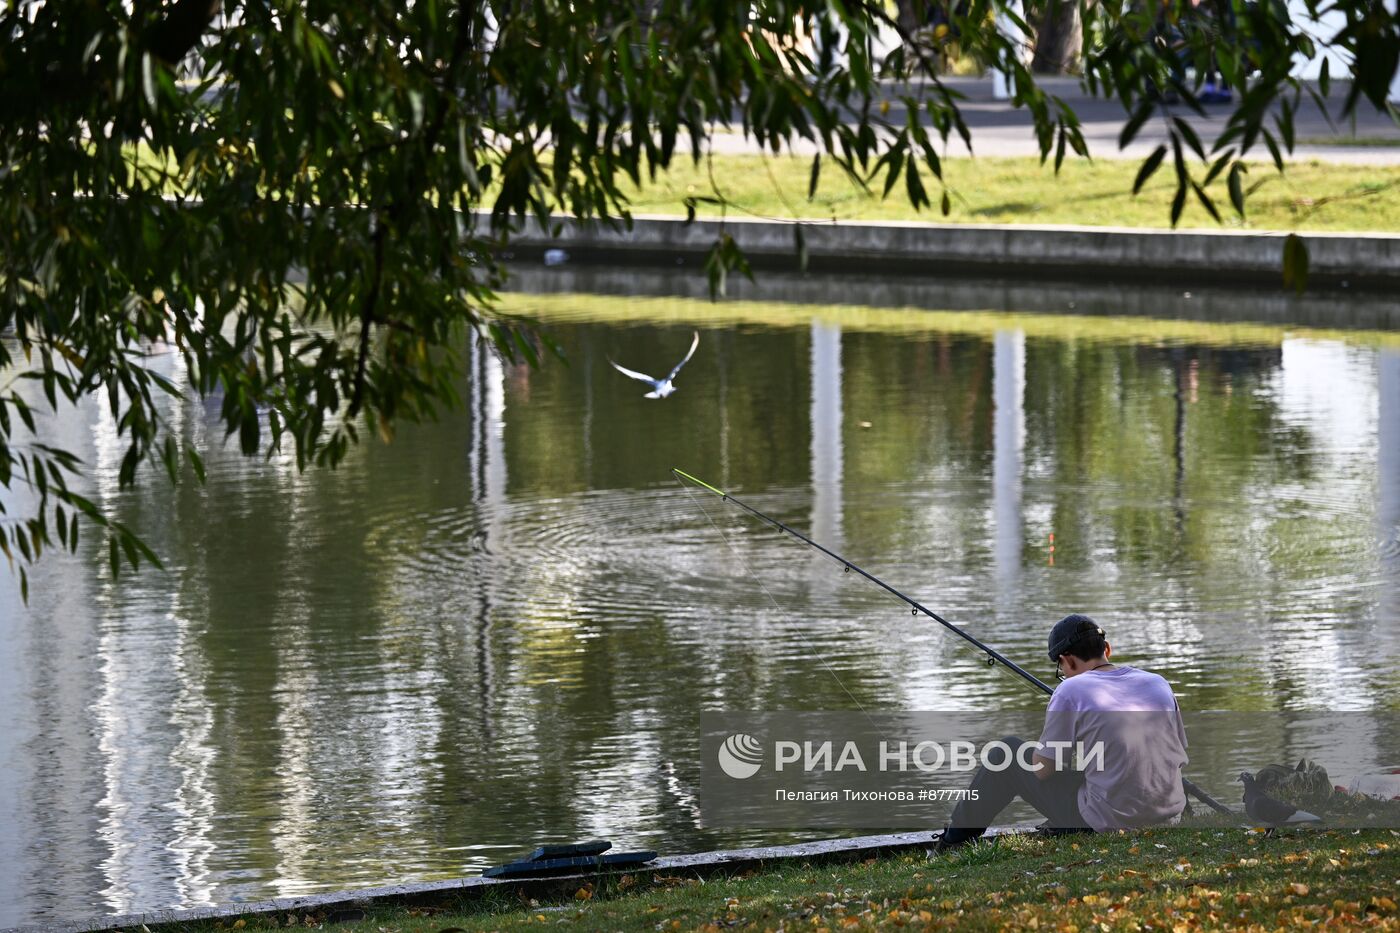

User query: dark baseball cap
[1048,613,1105,662]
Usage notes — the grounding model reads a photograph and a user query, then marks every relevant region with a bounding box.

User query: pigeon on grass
[1239,772,1324,829]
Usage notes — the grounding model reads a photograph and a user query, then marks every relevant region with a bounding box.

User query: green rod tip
[672,468,726,497]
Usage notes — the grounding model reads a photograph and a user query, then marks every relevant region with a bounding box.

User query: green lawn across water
[128,142,1400,232]
[1296,136,1400,148]
[174,829,1399,932]
[621,154,1400,233]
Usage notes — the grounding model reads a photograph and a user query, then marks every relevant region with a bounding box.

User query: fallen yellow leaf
[1289,883,1310,896]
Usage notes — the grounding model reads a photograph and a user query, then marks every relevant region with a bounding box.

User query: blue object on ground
[528,840,612,861]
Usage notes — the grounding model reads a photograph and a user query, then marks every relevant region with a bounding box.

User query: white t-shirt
[1037,665,1189,832]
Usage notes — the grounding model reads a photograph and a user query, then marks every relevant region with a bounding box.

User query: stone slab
[499,214,1400,290]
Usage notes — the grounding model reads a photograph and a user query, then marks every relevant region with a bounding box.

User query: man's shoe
[929,827,983,854]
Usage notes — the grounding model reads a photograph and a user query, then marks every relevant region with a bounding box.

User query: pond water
[2,284,1398,925]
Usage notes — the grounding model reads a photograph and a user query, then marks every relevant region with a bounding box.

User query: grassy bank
[178,829,1398,932]
[1297,137,1400,148]
[131,143,1400,231]
[623,154,1400,233]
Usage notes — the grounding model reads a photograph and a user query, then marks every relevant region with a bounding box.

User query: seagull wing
[609,358,658,384]
[666,331,701,382]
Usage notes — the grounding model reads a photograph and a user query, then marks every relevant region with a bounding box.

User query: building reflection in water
[810,319,844,559]
[993,330,1025,604]
[1377,348,1400,659]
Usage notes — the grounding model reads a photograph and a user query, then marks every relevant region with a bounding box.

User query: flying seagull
[608,331,700,399]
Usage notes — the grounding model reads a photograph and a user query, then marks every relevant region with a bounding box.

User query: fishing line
[673,473,877,722]
[675,469,1050,693]
[673,468,1233,817]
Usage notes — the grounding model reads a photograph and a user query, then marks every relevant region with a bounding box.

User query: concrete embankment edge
[503,214,1400,290]
[46,826,1036,933]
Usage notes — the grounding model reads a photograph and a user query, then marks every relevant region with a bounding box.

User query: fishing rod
[672,468,1233,817]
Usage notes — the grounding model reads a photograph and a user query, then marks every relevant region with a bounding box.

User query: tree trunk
[895,0,922,36]
[1030,0,1083,74]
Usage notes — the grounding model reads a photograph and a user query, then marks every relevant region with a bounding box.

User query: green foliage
[0,0,1396,590]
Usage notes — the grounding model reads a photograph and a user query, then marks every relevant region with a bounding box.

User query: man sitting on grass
[937,614,1189,849]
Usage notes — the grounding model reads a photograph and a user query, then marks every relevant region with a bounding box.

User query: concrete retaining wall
[502,214,1400,290]
[44,827,1038,933]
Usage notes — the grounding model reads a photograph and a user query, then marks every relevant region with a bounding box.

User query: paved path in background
[710,76,1400,165]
